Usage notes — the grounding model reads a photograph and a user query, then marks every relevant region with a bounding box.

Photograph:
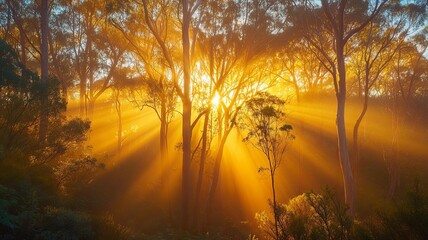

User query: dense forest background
[0,0,427,239]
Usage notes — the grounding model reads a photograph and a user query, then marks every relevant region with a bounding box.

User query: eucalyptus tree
[137,0,201,229]
[383,35,428,197]
[108,0,180,170]
[349,1,426,182]
[1,0,67,141]
[108,67,135,154]
[48,1,75,99]
[86,20,128,119]
[0,0,39,67]
[59,0,95,117]
[127,73,178,167]
[57,0,127,119]
[0,0,74,99]
[193,0,251,224]
[38,0,49,142]
[0,0,52,141]
[194,0,287,226]
[0,39,98,195]
[289,0,387,214]
[271,39,329,102]
[243,92,294,240]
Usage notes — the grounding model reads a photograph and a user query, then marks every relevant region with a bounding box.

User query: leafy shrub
[256,188,352,240]
[371,180,428,240]
[0,184,42,239]
[93,214,139,240]
[0,39,101,240]
[35,207,94,240]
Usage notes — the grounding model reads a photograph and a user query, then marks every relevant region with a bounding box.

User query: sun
[211,92,221,107]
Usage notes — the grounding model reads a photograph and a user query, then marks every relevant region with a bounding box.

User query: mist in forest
[0,0,427,239]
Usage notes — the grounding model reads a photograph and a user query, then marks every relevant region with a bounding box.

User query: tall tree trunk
[117,112,122,154]
[182,98,192,231]
[80,19,93,119]
[160,97,168,183]
[48,30,68,99]
[206,134,228,227]
[336,41,355,214]
[88,99,95,120]
[388,103,401,198]
[291,73,300,103]
[39,0,49,142]
[6,0,27,66]
[19,28,27,67]
[87,49,95,120]
[352,90,369,183]
[79,73,86,118]
[318,0,386,215]
[181,0,192,230]
[158,91,173,224]
[193,110,210,227]
[114,90,122,154]
[270,167,279,240]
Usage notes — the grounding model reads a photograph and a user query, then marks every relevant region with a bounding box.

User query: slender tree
[243,92,294,240]
[141,0,201,229]
[39,0,49,142]
[386,38,427,197]
[194,0,282,227]
[291,0,387,214]
[349,2,424,182]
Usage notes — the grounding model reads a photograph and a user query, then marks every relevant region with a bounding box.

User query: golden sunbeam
[2,1,427,238]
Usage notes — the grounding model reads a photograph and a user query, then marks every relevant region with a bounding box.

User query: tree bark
[352,90,369,182]
[6,0,27,66]
[336,40,355,214]
[114,90,122,154]
[88,99,95,120]
[388,103,401,198]
[79,76,86,118]
[181,0,192,230]
[39,0,49,142]
[160,96,168,183]
[317,0,385,215]
[193,110,210,227]
[206,130,231,227]
[19,28,27,67]
[80,12,93,119]
[270,168,279,240]
[48,30,68,99]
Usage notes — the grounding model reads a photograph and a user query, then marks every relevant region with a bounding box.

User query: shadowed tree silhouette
[243,91,294,240]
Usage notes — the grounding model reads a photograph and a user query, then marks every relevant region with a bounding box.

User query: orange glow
[64,86,428,227]
[211,92,221,107]
[2,1,428,238]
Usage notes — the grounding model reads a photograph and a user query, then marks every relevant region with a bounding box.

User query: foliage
[141,230,239,240]
[0,39,101,191]
[0,38,104,240]
[127,76,177,123]
[255,183,428,240]
[35,207,94,240]
[243,91,294,169]
[0,182,143,240]
[0,185,21,231]
[244,91,294,240]
[0,184,136,240]
[304,188,352,240]
[371,180,428,240]
[93,214,139,240]
[0,184,41,239]
[256,188,353,240]
[1,0,428,239]
[0,38,65,160]
[0,40,37,90]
